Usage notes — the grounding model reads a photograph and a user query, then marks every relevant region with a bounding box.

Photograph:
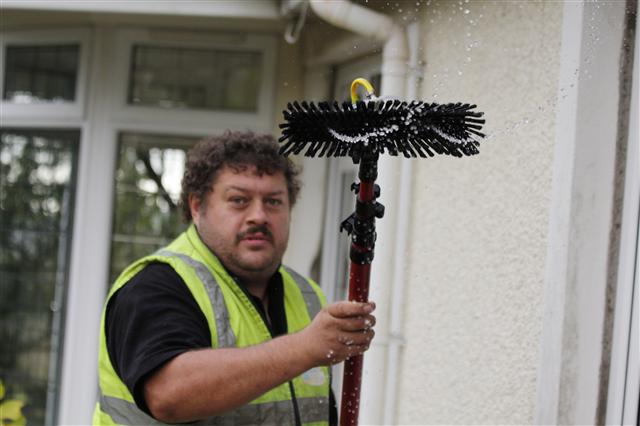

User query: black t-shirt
[105,262,337,424]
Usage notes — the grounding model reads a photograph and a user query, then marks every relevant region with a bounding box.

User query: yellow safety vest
[93,225,330,426]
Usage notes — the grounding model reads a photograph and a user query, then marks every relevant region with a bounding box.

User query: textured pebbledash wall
[397,1,562,424]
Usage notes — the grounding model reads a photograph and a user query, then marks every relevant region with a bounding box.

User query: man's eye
[230,197,247,205]
[266,198,283,206]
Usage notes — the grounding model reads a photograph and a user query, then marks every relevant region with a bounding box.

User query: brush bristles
[279,100,485,158]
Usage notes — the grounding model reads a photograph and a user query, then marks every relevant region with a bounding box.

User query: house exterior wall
[397,2,563,423]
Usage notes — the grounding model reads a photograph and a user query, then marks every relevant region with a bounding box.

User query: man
[94,131,376,425]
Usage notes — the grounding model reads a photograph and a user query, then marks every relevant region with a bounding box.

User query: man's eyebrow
[224,185,249,193]
[224,186,286,196]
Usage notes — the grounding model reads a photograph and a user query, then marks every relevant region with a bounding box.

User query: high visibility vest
[93,225,330,426]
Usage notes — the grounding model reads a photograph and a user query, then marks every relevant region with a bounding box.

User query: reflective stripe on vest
[282,266,322,319]
[156,249,236,347]
[99,395,163,425]
[99,394,329,426]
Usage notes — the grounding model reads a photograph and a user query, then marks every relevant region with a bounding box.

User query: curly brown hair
[180,130,301,222]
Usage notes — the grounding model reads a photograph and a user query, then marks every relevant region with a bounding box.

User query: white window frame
[108,29,277,134]
[0,29,91,426]
[0,29,91,122]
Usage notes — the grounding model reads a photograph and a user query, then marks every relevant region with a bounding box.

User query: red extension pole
[340,165,379,426]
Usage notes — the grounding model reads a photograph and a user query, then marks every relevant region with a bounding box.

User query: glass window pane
[127,45,262,112]
[110,132,199,283]
[3,45,80,103]
[0,128,79,425]
[336,170,356,300]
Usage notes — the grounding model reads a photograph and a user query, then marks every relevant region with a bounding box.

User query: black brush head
[278,99,485,160]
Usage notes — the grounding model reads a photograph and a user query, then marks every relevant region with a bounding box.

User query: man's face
[190,165,291,282]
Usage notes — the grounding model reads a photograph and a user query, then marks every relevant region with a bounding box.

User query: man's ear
[188,194,202,226]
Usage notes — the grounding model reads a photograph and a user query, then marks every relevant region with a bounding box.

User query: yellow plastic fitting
[350,77,376,104]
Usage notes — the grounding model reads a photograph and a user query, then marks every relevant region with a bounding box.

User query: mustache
[236,225,273,243]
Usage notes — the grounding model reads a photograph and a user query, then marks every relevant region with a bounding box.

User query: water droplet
[464,9,470,14]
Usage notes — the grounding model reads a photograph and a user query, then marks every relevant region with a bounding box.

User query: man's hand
[144,301,375,422]
[299,301,376,365]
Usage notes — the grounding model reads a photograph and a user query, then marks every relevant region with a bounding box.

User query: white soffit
[0,1,280,20]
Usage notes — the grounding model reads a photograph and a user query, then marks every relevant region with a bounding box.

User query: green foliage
[0,379,27,426]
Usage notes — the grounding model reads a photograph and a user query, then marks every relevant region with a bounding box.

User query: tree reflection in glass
[109,132,199,283]
[0,128,79,425]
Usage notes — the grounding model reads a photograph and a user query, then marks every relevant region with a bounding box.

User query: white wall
[397,2,562,423]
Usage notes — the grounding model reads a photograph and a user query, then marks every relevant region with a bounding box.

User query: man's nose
[247,201,268,224]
